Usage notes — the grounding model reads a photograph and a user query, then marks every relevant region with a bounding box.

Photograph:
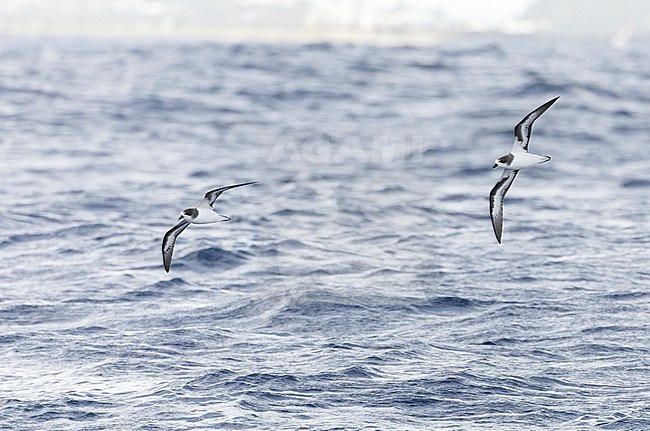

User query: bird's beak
[178,215,183,220]
[492,164,498,169]
[221,215,232,222]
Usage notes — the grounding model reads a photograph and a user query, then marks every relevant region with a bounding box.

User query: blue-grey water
[1,36,649,430]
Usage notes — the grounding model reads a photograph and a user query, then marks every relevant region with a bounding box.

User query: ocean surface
[0,36,649,430]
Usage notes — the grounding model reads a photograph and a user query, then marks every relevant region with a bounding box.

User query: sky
[0,0,647,43]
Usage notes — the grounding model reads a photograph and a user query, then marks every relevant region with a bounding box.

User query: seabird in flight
[490,96,559,244]
[162,181,257,272]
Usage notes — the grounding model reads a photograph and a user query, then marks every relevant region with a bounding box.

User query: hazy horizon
[0,0,648,45]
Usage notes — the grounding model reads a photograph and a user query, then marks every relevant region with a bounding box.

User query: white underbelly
[510,152,549,170]
[192,210,221,224]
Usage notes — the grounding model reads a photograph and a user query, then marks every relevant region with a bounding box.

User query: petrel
[162,181,257,272]
[489,96,559,244]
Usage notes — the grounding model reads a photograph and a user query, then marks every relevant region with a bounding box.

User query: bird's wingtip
[235,180,259,188]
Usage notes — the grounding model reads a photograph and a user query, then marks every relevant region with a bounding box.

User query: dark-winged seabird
[489,96,559,244]
[162,181,257,272]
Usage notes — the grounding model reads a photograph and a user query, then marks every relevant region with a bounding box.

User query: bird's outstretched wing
[513,96,559,152]
[489,170,519,244]
[162,220,190,272]
[198,181,258,209]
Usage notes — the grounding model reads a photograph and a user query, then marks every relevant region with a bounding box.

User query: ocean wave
[181,247,251,270]
[1,37,648,430]
[621,178,650,188]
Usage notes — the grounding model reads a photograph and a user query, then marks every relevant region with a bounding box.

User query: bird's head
[493,154,513,169]
[179,208,198,221]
